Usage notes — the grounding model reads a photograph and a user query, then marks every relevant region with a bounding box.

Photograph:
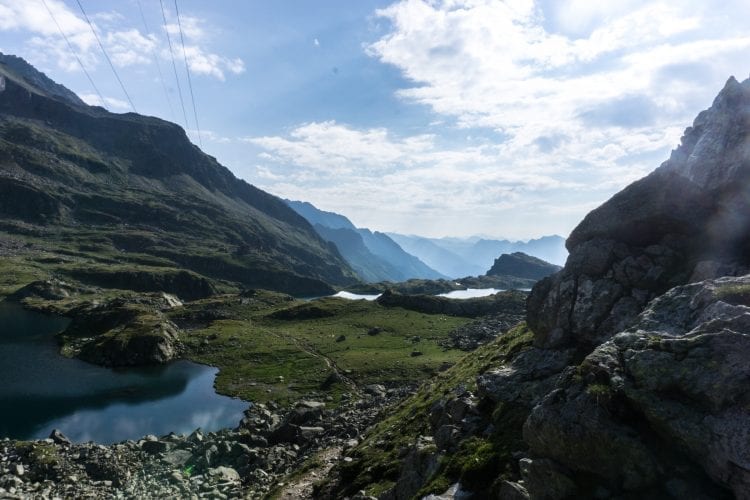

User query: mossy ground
[326,323,534,497]
[0,229,238,300]
[177,295,470,405]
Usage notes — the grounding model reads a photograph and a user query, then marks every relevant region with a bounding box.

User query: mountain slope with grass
[0,53,358,298]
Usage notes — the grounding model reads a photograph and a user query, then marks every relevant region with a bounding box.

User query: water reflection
[0,301,247,444]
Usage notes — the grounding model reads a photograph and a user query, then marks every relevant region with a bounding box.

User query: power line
[159,0,190,135]
[136,0,175,122]
[174,0,202,147]
[75,0,137,113]
[40,0,105,106]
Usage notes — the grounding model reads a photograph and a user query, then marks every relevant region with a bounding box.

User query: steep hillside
[356,229,445,280]
[286,199,445,282]
[321,76,750,499]
[486,252,561,281]
[0,54,358,297]
[285,200,356,230]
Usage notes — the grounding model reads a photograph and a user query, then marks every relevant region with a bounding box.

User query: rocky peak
[486,251,560,280]
[529,76,750,349]
[662,76,750,190]
[0,52,85,107]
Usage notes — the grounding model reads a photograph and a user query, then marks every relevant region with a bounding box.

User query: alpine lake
[0,301,247,444]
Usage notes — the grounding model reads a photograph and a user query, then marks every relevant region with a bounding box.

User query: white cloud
[174,44,245,81]
[196,129,232,143]
[368,0,750,136]
[105,29,157,67]
[315,0,750,236]
[162,15,245,80]
[314,38,320,47]
[0,0,244,81]
[245,121,435,173]
[244,121,621,238]
[78,92,129,110]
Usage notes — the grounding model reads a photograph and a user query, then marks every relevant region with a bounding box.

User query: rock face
[59,294,186,367]
[447,313,526,350]
[519,76,750,498]
[9,279,95,301]
[528,76,750,349]
[486,252,560,281]
[525,275,750,498]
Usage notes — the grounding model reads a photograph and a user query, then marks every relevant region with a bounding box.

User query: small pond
[0,301,247,444]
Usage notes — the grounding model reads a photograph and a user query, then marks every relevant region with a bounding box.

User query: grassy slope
[323,323,534,497]
[174,294,470,405]
[0,69,359,295]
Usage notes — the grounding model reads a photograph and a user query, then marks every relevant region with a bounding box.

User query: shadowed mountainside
[0,54,358,298]
[286,199,445,282]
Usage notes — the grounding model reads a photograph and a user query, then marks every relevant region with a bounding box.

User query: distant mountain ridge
[285,200,446,282]
[388,233,568,278]
[0,53,358,297]
[284,200,356,231]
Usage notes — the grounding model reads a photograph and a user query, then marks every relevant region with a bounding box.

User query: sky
[1,0,749,240]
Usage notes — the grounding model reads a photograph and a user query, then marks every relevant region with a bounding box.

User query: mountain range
[0,53,358,297]
[285,200,446,282]
[387,233,568,278]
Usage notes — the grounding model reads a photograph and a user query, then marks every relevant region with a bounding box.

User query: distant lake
[0,301,247,444]
[332,291,382,301]
[333,287,526,301]
[438,288,505,299]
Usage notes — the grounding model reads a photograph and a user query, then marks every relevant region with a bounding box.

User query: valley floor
[0,256,526,499]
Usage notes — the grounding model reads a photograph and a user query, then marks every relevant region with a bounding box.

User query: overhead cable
[159,0,190,135]
[75,0,137,113]
[136,0,176,122]
[40,0,105,107]
[174,0,202,147]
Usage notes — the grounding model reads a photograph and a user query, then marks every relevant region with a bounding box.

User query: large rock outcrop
[524,275,750,498]
[58,294,185,367]
[319,76,750,500]
[528,76,750,350]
